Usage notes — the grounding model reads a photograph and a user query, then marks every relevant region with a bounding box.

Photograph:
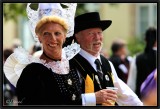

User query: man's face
[75,28,103,56]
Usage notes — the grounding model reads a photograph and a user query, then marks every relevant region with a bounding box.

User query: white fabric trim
[108,61,143,106]
[82,93,96,106]
[118,64,128,74]
[127,56,137,92]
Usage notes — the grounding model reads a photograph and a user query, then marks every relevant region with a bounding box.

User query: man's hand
[95,89,117,105]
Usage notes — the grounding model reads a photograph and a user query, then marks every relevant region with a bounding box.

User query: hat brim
[75,20,112,33]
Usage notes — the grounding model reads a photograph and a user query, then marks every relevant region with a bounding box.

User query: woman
[4,3,82,105]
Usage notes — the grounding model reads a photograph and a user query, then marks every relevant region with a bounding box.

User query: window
[153,5,157,27]
[136,3,157,38]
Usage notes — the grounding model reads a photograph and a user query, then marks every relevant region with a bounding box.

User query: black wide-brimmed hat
[74,12,112,34]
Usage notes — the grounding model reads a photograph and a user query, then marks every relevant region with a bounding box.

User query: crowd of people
[3,3,157,106]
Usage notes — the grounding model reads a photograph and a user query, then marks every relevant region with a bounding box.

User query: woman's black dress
[16,62,82,105]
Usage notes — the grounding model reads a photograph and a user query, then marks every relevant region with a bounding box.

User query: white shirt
[80,49,143,106]
[127,48,157,92]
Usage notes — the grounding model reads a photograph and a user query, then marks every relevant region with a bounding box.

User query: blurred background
[3,3,157,55]
[3,3,157,106]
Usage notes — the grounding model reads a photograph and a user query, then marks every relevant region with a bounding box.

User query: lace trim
[13,42,80,74]
[26,3,77,42]
[63,43,80,60]
[13,47,70,74]
[3,43,80,87]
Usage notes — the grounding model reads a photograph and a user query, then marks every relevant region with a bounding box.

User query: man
[127,27,157,99]
[69,12,143,106]
[109,40,132,83]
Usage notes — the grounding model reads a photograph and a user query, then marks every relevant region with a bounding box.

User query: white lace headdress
[26,3,77,42]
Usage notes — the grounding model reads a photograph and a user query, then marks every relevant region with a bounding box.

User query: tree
[3,3,86,22]
[3,3,27,22]
[4,3,117,21]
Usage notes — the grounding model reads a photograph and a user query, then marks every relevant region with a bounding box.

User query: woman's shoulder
[22,63,49,76]
[17,63,51,87]
[25,62,46,69]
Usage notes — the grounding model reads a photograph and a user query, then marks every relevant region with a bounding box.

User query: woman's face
[38,22,66,59]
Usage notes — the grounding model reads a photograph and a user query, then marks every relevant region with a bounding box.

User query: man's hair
[111,40,126,54]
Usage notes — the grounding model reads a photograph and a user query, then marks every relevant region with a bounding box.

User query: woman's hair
[35,16,68,35]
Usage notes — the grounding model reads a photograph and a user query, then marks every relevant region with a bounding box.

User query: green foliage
[3,3,27,22]
[127,36,145,56]
[3,3,86,22]
[76,3,88,16]
[3,3,117,22]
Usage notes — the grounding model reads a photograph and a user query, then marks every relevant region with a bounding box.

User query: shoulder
[136,52,146,59]
[20,63,49,78]
[24,62,46,69]
[100,54,110,62]
[136,52,148,63]
[109,55,121,64]
[17,63,50,87]
[24,63,47,72]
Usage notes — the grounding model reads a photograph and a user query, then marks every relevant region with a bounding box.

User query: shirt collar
[79,49,102,68]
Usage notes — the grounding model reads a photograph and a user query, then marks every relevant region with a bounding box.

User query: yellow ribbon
[85,74,94,93]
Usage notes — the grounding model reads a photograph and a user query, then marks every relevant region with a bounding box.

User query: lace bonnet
[26,3,77,42]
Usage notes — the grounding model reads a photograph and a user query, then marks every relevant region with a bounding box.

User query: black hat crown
[74,12,112,33]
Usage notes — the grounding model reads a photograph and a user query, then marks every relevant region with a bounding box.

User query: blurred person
[109,39,132,83]
[67,12,143,106]
[140,69,157,106]
[127,27,157,99]
[4,3,85,105]
[3,48,17,106]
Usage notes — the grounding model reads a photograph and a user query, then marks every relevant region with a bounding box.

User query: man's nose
[94,33,101,39]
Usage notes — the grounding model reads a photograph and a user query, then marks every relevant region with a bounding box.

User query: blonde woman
[4,3,82,105]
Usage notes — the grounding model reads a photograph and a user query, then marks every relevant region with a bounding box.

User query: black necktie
[95,59,103,80]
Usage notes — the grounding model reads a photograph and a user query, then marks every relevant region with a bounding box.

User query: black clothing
[135,49,156,98]
[16,62,82,105]
[109,55,130,83]
[3,74,16,105]
[70,54,114,93]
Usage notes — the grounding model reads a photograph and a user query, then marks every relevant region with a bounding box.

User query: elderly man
[69,12,143,106]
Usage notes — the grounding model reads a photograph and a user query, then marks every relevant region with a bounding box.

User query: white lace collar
[3,43,80,87]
